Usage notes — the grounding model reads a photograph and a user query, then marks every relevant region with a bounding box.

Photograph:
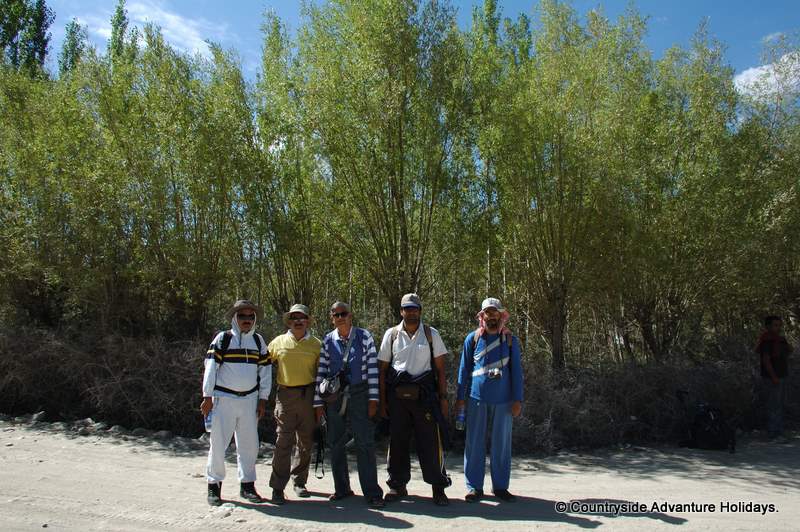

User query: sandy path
[0,419,797,531]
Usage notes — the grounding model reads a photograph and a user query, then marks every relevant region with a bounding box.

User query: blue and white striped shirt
[313,326,380,406]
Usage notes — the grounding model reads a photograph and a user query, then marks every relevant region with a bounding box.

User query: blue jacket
[457,331,523,404]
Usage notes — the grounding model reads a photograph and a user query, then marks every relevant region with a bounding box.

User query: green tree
[298,0,471,316]
[108,0,128,61]
[19,0,53,76]
[58,18,88,76]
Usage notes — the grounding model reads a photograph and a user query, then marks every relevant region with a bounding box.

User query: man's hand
[257,399,267,419]
[439,397,449,419]
[200,397,213,417]
[511,401,522,418]
[368,401,378,419]
[315,406,325,425]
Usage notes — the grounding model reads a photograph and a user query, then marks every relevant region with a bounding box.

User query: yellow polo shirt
[268,331,321,387]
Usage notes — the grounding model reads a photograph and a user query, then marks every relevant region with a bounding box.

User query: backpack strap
[218,330,233,367]
[389,325,401,365]
[424,324,434,368]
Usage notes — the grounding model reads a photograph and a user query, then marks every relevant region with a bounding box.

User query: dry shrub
[513,359,788,452]
[0,328,204,433]
[1,328,795,448]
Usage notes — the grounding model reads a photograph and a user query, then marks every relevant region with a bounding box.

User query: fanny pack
[394,383,420,401]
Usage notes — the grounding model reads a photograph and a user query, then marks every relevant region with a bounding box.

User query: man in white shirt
[378,293,451,506]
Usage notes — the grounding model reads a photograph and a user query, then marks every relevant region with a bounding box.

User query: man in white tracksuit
[200,300,272,505]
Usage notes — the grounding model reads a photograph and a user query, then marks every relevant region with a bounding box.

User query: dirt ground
[0,418,798,531]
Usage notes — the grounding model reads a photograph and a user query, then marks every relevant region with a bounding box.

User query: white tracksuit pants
[206,394,259,484]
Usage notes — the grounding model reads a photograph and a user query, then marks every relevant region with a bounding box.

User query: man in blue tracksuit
[455,297,523,502]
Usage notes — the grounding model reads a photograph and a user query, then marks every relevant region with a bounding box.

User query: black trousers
[386,395,449,489]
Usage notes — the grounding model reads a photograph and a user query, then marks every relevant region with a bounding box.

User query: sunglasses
[290,316,308,322]
[237,313,256,321]
[332,311,350,318]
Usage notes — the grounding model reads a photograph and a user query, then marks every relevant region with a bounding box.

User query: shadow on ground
[515,432,800,491]
[227,494,610,529]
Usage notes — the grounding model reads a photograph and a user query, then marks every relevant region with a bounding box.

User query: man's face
[769,319,783,334]
[330,307,352,330]
[237,311,255,333]
[400,306,421,326]
[483,307,500,330]
[289,313,309,335]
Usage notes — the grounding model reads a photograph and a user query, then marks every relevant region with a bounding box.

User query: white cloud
[75,0,230,58]
[761,32,784,45]
[126,0,229,58]
[734,52,800,99]
[75,14,112,41]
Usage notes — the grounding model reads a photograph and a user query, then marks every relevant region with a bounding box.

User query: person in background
[455,297,523,503]
[755,315,793,441]
[201,300,271,506]
[267,304,321,504]
[314,301,384,507]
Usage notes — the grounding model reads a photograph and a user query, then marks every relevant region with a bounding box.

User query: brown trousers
[269,384,315,490]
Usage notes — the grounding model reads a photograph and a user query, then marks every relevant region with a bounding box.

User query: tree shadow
[517,433,800,491]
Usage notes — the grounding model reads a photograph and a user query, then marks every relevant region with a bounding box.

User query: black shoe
[271,489,286,505]
[368,495,386,508]
[465,489,483,503]
[493,489,517,502]
[384,486,407,503]
[328,489,354,501]
[432,486,449,506]
[293,484,310,498]
[207,482,222,506]
[239,482,263,503]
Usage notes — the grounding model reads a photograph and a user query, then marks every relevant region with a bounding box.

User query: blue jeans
[325,382,383,499]
[464,397,513,492]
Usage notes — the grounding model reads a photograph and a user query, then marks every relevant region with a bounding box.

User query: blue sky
[46,0,798,89]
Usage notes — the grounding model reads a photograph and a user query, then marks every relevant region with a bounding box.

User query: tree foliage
[0,0,798,376]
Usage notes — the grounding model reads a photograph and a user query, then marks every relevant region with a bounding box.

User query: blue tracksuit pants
[464,397,513,492]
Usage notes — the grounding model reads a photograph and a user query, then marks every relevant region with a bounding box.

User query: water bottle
[204,410,213,432]
[455,407,466,431]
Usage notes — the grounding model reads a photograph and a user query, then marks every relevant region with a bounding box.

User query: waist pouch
[390,370,435,401]
[394,383,420,400]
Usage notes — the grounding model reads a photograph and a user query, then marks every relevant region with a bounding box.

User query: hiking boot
[368,495,386,508]
[293,484,310,498]
[328,489,354,501]
[207,482,222,506]
[465,489,483,503]
[239,482,263,503]
[271,489,286,505]
[384,486,407,503]
[493,489,517,502]
[432,486,449,506]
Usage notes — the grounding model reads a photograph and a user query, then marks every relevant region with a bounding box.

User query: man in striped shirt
[314,301,384,507]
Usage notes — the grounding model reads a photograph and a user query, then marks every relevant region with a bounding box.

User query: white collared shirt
[378,321,447,377]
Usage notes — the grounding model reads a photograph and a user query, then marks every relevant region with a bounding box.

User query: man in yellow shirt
[267,304,321,504]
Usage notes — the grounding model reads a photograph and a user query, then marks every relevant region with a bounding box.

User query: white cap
[481,297,505,312]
